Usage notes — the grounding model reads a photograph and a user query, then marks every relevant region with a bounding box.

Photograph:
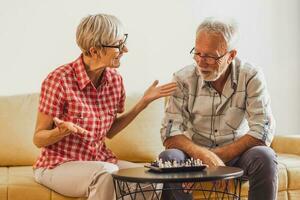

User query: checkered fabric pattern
[34,55,125,169]
[161,58,275,148]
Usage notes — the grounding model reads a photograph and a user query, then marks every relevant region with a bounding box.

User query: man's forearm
[212,134,265,163]
[164,135,224,166]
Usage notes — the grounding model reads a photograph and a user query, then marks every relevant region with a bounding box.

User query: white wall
[0,0,299,134]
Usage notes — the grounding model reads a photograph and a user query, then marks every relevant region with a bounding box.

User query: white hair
[76,14,124,55]
[196,17,238,50]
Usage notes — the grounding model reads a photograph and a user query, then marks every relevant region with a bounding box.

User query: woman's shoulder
[44,64,73,83]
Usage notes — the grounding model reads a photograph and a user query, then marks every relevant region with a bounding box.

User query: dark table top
[112,166,243,183]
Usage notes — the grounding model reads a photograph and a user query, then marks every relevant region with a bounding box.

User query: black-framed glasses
[101,34,128,52]
[190,47,227,65]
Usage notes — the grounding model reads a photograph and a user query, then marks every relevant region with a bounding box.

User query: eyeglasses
[190,47,227,65]
[101,34,128,52]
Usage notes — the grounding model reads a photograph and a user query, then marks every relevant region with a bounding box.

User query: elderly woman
[33,14,177,200]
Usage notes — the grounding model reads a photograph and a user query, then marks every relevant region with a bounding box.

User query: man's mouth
[200,70,211,74]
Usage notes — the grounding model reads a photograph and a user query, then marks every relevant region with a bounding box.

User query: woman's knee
[159,149,188,162]
[100,162,119,173]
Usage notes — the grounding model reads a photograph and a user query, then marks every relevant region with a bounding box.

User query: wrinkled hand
[53,117,88,137]
[142,80,177,105]
[212,147,229,163]
[192,148,225,167]
[203,154,225,167]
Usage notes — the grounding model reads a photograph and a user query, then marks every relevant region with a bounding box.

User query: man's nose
[196,58,209,68]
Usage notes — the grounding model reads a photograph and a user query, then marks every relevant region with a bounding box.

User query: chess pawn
[173,160,178,167]
[158,159,164,168]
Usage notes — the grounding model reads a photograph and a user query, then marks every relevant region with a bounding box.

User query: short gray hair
[76,14,124,55]
[196,17,238,50]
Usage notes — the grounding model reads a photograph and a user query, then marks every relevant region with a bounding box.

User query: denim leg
[159,149,193,200]
[231,146,278,200]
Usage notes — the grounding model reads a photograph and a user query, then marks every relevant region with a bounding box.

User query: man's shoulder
[173,64,198,81]
[238,59,262,77]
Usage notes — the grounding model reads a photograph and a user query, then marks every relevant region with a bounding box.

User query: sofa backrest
[0,93,165,166]
[0,93,40,166]
[106,94,165,162]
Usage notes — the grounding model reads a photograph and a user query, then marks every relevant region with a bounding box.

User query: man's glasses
[102,34,128,52]
[190,47,227,65]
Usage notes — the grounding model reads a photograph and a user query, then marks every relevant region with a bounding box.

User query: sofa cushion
[8,166,50,200]
[0,167,8,200]
[288,190,300,200]
[0,94,40,166]
[277,154,300,190]
[106,94,165,162]
[4,166,86,200]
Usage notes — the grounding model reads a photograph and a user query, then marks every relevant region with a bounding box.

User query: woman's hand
[142,80,177,106]
[53,117,89,137]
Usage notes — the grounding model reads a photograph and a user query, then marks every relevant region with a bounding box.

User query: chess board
[144,158,207,173]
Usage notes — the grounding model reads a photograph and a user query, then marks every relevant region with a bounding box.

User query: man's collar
[228,58,238,91]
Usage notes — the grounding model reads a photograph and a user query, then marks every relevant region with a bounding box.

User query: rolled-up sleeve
[160,74,190,143]
[245,68,275,146]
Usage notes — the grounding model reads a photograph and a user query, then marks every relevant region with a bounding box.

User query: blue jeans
[159,146,278,200]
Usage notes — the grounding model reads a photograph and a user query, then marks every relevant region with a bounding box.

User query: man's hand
[201,153,225,167]
[53,117,88,137]
[141,80,177,106]
[164,135,225,167]
[211,147,227,162]
[211,135,266,163]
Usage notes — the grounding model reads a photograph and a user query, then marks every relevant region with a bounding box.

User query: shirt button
[214,129,218,132]
[216,144,219,147]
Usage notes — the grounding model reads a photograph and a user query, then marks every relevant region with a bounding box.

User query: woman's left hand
[142,80,177,106]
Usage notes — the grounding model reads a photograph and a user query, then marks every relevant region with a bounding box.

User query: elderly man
[159,17,278,200]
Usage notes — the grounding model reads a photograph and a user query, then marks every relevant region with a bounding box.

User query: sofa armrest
[271,135,300,156]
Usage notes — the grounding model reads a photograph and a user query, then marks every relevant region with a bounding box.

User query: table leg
[113,179,161,200]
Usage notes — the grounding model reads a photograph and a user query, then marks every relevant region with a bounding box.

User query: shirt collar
[72,54,113,90]
[230,58,239,90]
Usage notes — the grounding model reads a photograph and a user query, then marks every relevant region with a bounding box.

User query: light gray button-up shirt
[161,58,275,148]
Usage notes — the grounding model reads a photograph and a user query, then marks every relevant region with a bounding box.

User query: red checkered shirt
[34,55,125,169]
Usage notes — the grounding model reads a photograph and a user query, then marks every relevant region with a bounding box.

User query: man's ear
[228,49,237,64]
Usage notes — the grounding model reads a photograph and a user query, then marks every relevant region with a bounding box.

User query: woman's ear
[89,47,102,59]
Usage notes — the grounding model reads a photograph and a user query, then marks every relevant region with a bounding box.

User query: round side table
[112,166,244,200]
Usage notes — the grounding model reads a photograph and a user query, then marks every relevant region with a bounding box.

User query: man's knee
[246,146,278,175]
[159,149,188,162]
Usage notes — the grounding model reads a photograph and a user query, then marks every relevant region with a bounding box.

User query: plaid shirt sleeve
[160,74,190,142]
[117,76,126,113]
[39,74,65,118]
[245,68,275,146]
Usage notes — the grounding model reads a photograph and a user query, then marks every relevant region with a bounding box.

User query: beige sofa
[0,93,300,200]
